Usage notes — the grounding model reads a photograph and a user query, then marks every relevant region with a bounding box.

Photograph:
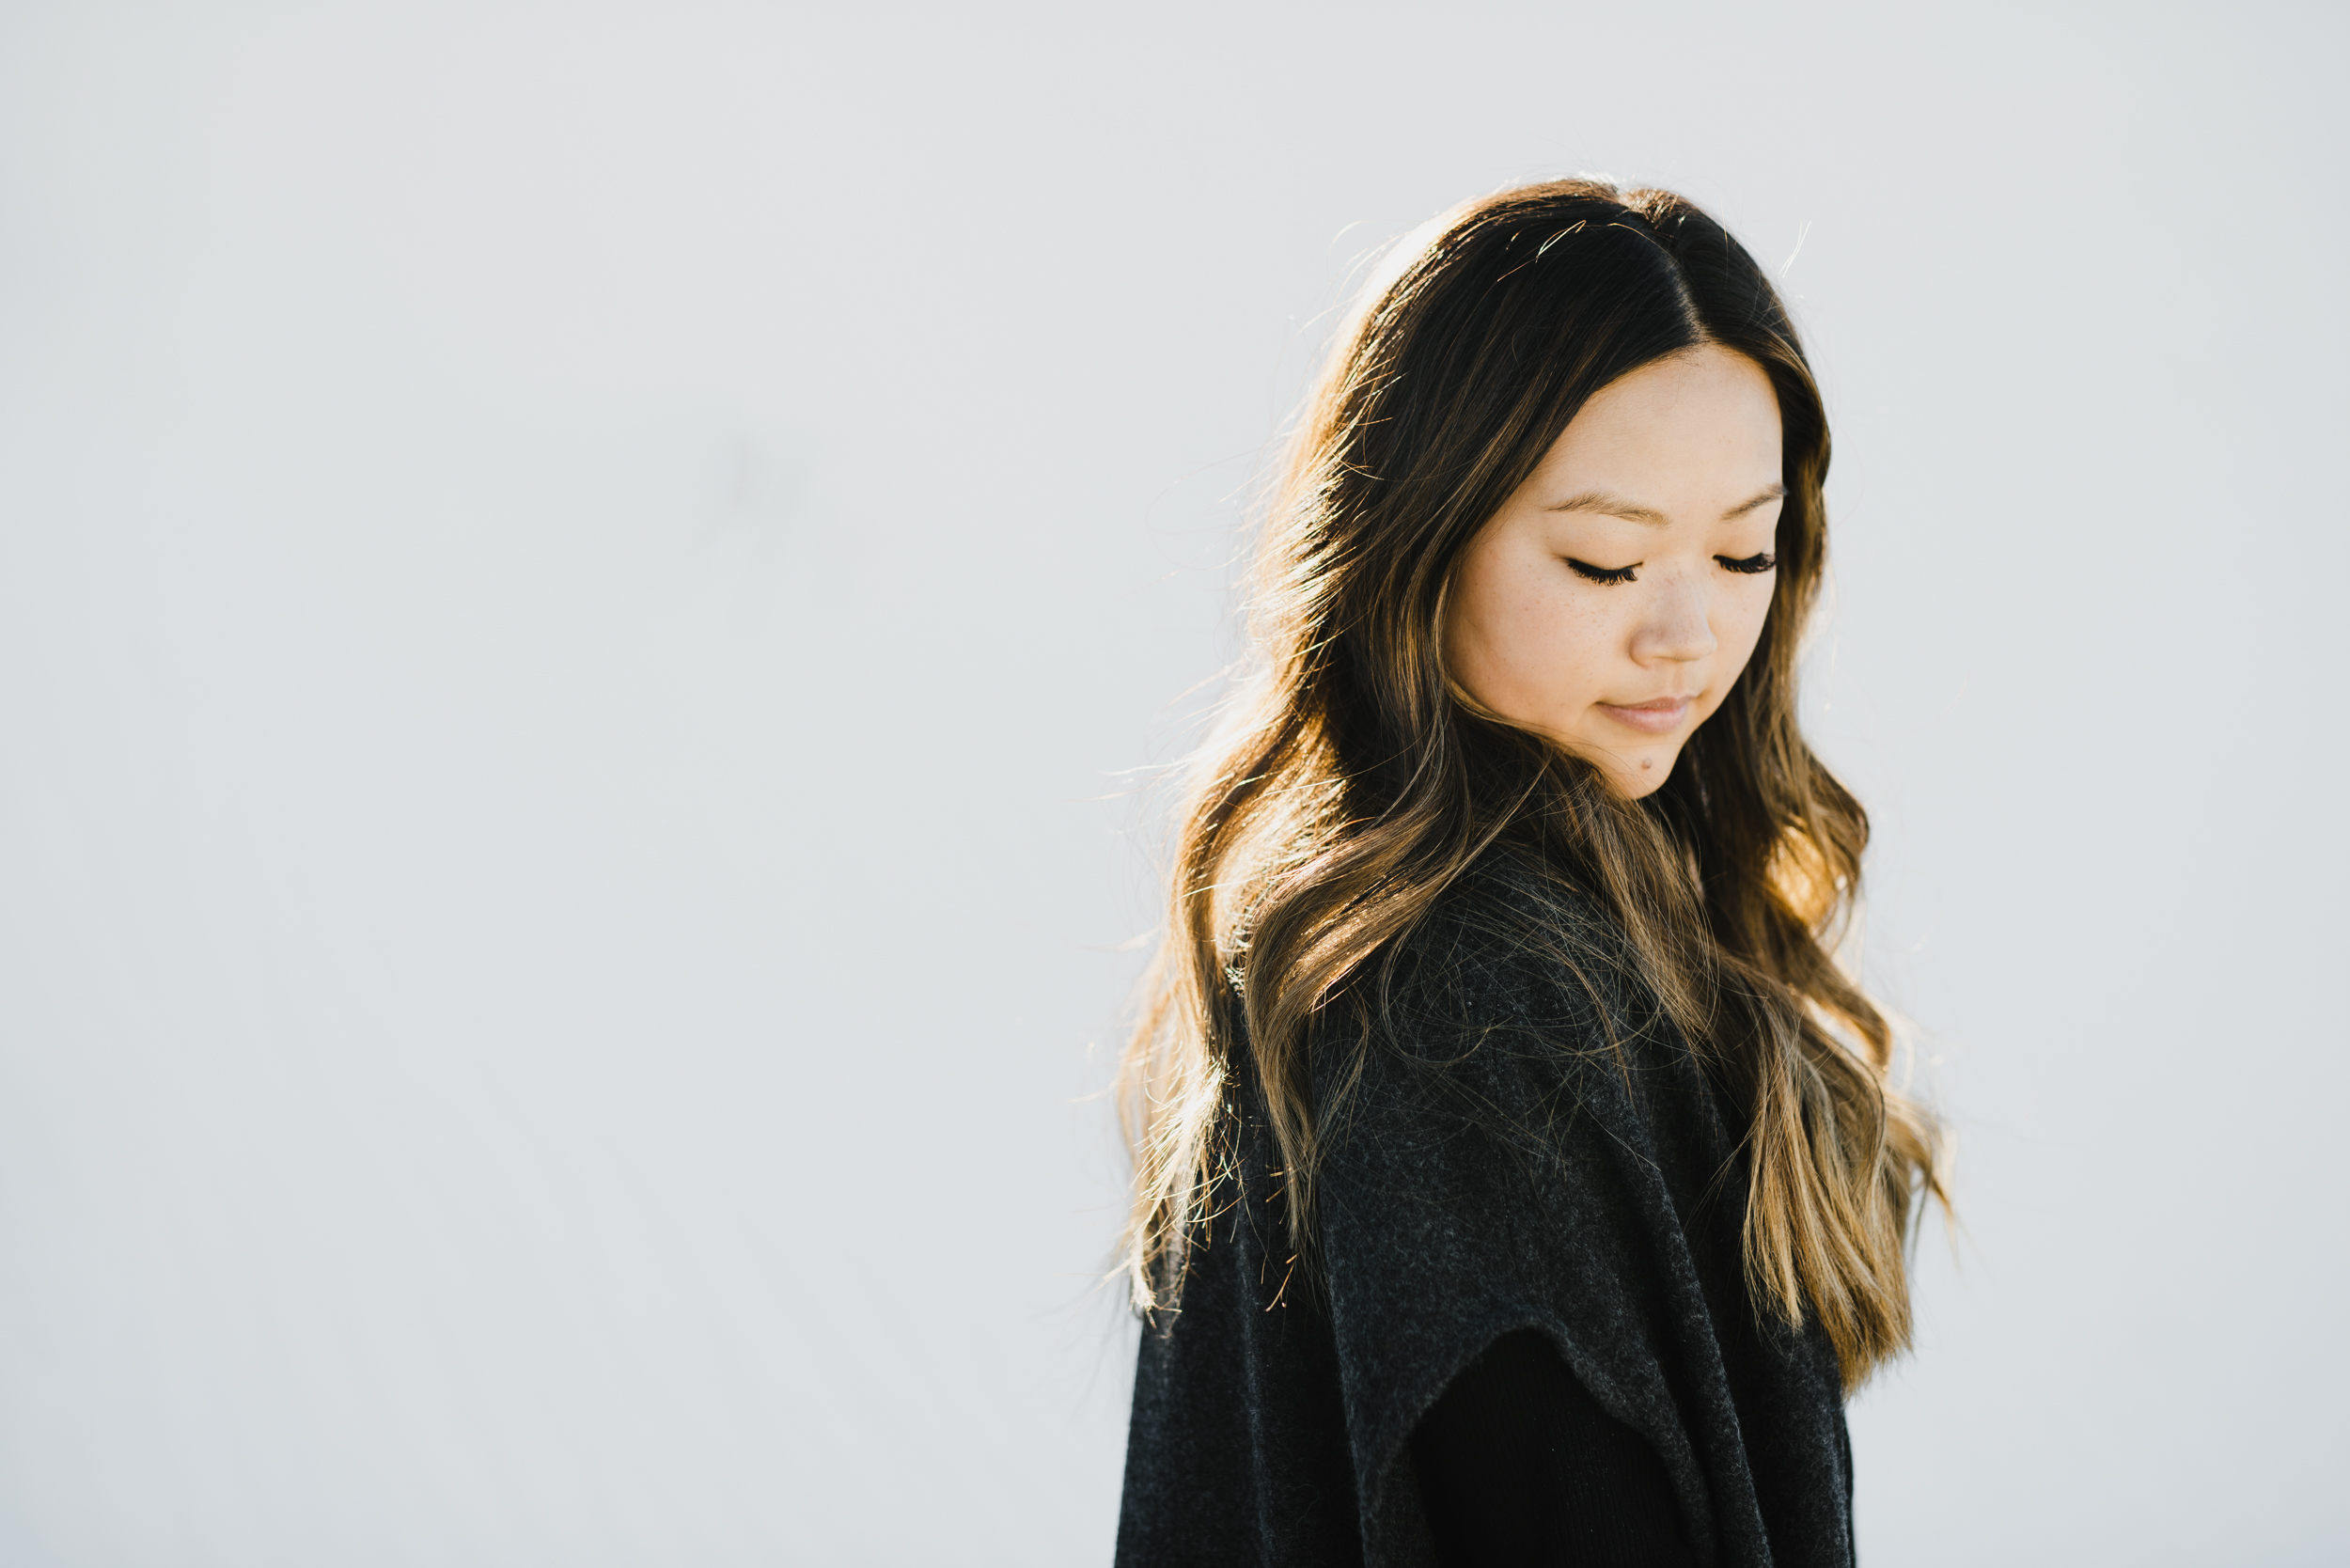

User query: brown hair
[1118,177,1947,1388]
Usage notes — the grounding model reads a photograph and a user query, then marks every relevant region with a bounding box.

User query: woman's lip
[1595,697,1693,734]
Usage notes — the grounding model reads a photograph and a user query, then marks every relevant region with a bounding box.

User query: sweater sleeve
[1409,1329,1698,1568]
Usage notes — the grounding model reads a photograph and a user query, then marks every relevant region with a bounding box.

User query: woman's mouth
[1595,696,1693,735]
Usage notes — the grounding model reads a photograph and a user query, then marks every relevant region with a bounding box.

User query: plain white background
[0,2,2342,1562]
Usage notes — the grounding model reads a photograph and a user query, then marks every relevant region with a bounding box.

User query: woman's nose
[1632,574,1718,665]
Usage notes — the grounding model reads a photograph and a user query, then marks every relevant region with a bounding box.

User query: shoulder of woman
[1308,849,1712,1247]
[1296,859,1653,1163]
[1364,849,1622,1049]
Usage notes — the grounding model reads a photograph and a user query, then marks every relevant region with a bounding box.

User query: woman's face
[1444,345,1785,799]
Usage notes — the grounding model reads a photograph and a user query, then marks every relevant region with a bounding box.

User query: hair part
[1118,177,1948,1389]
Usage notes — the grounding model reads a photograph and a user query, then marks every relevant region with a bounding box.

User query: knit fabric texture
[1114,854,1856,1568]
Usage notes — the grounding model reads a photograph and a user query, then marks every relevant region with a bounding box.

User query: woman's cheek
[1717,586,1773,676]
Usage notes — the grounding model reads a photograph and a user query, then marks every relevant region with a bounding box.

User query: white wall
[0,3,2340,1562]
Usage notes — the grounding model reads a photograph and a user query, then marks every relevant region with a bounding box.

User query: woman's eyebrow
[1546,482,1786,525]
[1545,489,1670,525]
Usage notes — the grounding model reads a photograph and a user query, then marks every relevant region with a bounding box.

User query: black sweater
[1114,856,1856,1567]
[1412,1325,1697,1565]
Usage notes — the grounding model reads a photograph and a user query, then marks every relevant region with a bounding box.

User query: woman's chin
[1584,741,1683,799]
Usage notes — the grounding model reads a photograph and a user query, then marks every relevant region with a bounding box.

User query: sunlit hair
[1117,177,1948,1388]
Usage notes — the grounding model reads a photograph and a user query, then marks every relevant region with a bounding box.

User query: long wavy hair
[1117,178,1946,1388]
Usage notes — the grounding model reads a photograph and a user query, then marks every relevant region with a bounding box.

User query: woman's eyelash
[1568,554,1777,584]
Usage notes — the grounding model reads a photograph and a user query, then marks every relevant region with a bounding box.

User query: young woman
[1113,180,1946,1568]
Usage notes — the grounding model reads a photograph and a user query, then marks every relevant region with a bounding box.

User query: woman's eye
[1567,558,1637,585]
[1716,551,1778,575]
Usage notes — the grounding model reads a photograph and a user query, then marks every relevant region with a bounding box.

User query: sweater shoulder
[1356,850,1633,1058]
